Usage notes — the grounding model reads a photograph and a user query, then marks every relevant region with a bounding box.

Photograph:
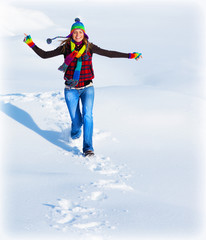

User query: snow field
[0,85,205,240]
[0,89,135,239]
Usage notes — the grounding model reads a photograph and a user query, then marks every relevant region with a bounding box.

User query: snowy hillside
[1,0,206,240]
[1,86,205,240]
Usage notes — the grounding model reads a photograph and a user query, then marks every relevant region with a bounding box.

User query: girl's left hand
[135,55,143,61]
[129,52,142,61]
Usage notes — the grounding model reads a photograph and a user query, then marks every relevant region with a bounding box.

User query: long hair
[60,36,91,53]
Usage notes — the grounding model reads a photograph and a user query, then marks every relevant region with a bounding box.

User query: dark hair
[60,36,91,54]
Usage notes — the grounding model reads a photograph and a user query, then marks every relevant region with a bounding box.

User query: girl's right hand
[23,34,35,48]
[23,33,28,42]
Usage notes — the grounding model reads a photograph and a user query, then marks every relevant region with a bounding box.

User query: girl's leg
[64,88,83,139]
[80,86,94,153]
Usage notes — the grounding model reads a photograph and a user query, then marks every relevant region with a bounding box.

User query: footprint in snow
[44,198,111,233]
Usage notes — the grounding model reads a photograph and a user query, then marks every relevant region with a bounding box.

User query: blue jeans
[64,86,94,153]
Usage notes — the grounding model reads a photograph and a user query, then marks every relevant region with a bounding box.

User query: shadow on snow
[0,102,81,155]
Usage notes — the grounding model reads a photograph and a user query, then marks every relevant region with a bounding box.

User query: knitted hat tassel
[46,36,68,44]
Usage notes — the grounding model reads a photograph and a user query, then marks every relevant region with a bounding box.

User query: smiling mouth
[75,38,82,41]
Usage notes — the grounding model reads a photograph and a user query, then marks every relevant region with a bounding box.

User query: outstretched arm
[91,43,142,61]
[91,43,129,58]
[23,34,63,59]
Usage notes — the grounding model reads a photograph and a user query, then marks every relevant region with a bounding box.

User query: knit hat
[67,18,89,39]
[46,17,88,44]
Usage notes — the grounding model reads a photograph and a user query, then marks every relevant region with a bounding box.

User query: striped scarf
[58,40,86,87]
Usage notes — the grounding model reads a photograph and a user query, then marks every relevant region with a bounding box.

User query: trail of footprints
[1,91,133,236]
[46,128,133,235]
[45,132,133,234]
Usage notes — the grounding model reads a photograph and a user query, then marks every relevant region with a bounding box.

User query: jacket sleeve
[31,45,64,59]
[91,43,129,58]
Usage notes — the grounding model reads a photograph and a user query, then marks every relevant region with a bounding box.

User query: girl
[24,18,142,157]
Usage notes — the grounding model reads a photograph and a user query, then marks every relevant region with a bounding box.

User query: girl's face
[72,29,84,42]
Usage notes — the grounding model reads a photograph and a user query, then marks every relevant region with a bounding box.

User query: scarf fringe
[58,63,68,72]
[65,78,79,87]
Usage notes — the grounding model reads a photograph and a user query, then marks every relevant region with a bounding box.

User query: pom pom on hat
[70,18,85,32]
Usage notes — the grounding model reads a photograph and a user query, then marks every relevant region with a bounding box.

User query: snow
[1,0,206,240]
